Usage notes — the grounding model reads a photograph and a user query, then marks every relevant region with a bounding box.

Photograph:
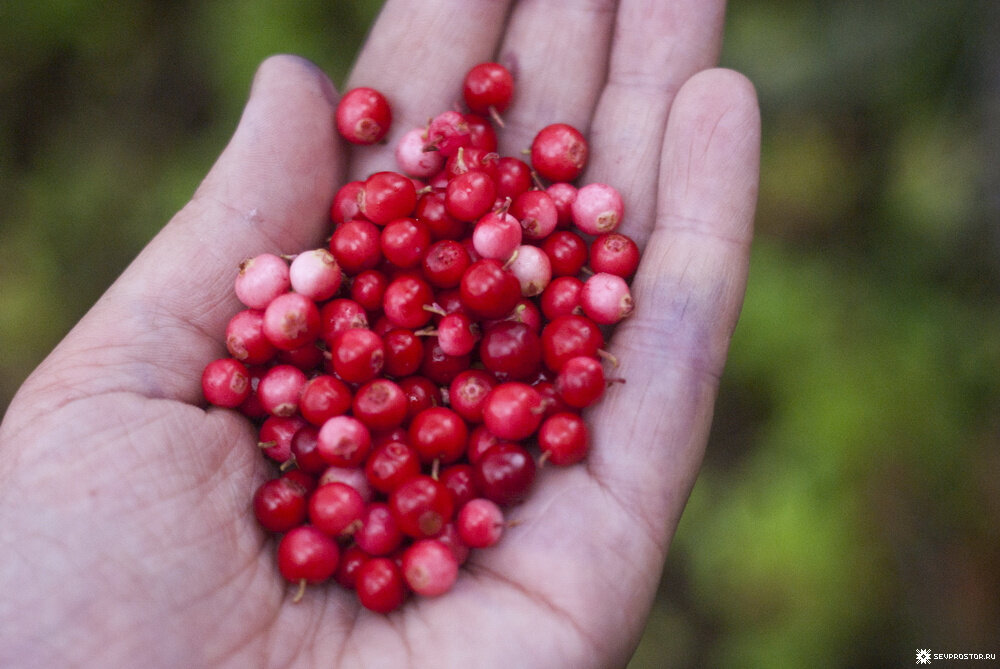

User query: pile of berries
[200,61,638,613]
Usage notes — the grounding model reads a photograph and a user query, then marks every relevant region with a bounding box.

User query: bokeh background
[2,1,998,666]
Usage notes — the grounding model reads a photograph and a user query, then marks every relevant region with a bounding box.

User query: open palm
[0,1,759,667]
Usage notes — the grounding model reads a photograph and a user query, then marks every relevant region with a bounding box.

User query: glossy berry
[589,232,640,278]
[540,276,584,320]
[445,170,497,222]
[225,309,276,365]
[537,411,589,465]
[481,382,545,441]
[459,259,521,320]
[289,424,327,474]
[396,126,445,177]
[541,314,604,372]
[352,378,408,431]
[555,356,605,409]
[317,415,372,468]
[365,440,422,494]
[530,123,588,182]
[258,415,306,463]
[463,62,514,116]
[448,369,497,423]
[355,502,404,556]
[389,474,455,538]
[472,208,522,261]
[402,539,459,597]
[473,442,536,506]
[383,275,434,329]
[425,110,472,157]
[479,321,542,382]
[309,481,366,537]
[262,292,321,351]
[422,239,471,289]
[436,312,479,356]
[289,248,342,301]
[380,217,432,269]
[336,87,392,145]
[299,375,352,425]
[382,328,424,378]
[439,463,480,510]
[319,298,369,345]
[202,358,251,408]
[540,230,588,277]
[330,328,384,384]
[252,476,309,532]
[457,498,504,548]
[571,183,624,235]
[331,180,365,225]
[580,272,635,325]
[256,364,308,416]
[276,525,340,589]
[511,190,558,240]
[507,244,552,297]
[330,219,383,274]
[546,182,578,228]
[361,171,418,225]
[408,406,469,464]
[355,557,407,613]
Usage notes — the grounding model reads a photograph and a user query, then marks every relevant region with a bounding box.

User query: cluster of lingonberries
[200,61,639,613]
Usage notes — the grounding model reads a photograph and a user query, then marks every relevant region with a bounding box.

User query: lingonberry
[282,468,319,495]
[448,369,497,423]
[463,112,498,152]
[511,190,558,240]
[336,87,392,145]
[463,62,514,116]
[289,424,327,475]
[352,378,408,431]
[495,156,533,201]
[445,147,500,181]
[422,239,471,288]
[457,497,505,548]
[433,521,471,566]
[256,363,308,417]
[473,441,536,507]
[226,309,277,365]
[408,406,469,465]
[299,374,352,426]
[415,190,466,240]
[252,476,309,533]
[329,328,384,384]
[319,298,369,345]
[435,312,479,357]
[331,180,365,225]
[349,269,389,312]
[537,411,589,466]
[289,248,342,302]
[262,292,321,351]
[588,232,640,279]
[555,356,606,409]
[318,465,374,503]
[365,440,422,495]
[309,481,366,537]
[507,244,552,297]
[395,127,445,178]
[466,424,505,465]
[540,229,588,277]
[439,463,480,510]
[276,342,324,371]
[571,183,624,235]
[425,110,472,157]
[276,525,340,598]
[234,253,290,310]
[355,557,407,613]
[334,545,370,590]
[479,321,543,382]
[472,207,522,261]
[481,382,545,441]
[402,539,459,597]
[258,414,306,463]
[360,171,418,225]
[383,275,434,329]
[330,219,383,274]
[459,258,521,320]
[201,358,251,408]
[382,328,424,377]
[389,474,455,538]
[445,169,497,222]
[580,272,635,325]
[237,364,269,419]
[355,502,404,556]
[540,314,604,372]
[398,374,442,420]
[419,338,472,386]
[546,182,578,228]
[380,217,432,269]
[530,123,588,183]
[540,276,584,320]
[317,415,372,468]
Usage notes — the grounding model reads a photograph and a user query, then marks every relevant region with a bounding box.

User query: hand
[0,1,759,667]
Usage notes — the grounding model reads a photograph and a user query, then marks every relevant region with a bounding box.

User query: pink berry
[472,209,522,261]
[201,358,251,408]
[546,182,578,228]
[530,123,588,183]
[262,292,321,351]
[317,415,372,468]
[580,272,635,325]
[256,363,308,416]
[234,253,290,310]
[396,127,445,177]
[457,498,504,548]
[436,312,479,357]
[336,87,392,145]
[571,183,624,235]
[507,244,552,297]
[425,110,472,157]
[318,465,375,504]
[289,248,342,301]
[402,539,459,597]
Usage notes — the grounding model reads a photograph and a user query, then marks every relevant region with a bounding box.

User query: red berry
[309,481,366,537]
[448,369,497,423]
[225,309,277,365]
[380,217,432,269]
[540,314,604,372]
[389,475,455,538]
[262,292,321,351]
[422,239,471,289]
[511,190,558,240]
[336,87,392,145]
[463,62,514,116]
[479,321,542,382]
[361,171,418,225]
[330,328,384,384]
[481,382,545,441]
[352,378,408,431]
[355,502,404,556]
[383,275,434,329]
[299,375,352,426]
[538,412,589,465]
[495,157,533,201]
[408,406,469,465]
[349,269,389,312]
[436,312,479,357]
[355,557,407,613]
[365,440,422,495]
[331,180,365,225]
[459,259,521,320]
[252,477,309,532]
[334,544,370,589]
[382,328,424,378]
[319,298,369,345]
[289,424,327,475]
[457,498,504,548]
[258,415,306,463]
[276,525,340,586]
[439,463,480,510]
[445,170,497,222]
[530,123,588,183]
[540,276,584,320]
[555,355,605,408]
[589,232,640,278]
[317,415,372,468]
[256,364,308,417]
[473,442,536,507]
[541,230,588,277]
[330,219,383,275]
[201,358,251,408]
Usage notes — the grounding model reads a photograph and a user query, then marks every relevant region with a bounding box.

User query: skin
[0,1,759,667]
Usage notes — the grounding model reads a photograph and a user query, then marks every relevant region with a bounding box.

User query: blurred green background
[2,1,998,667]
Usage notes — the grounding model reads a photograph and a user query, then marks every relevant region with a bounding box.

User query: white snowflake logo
[916,649,932,664]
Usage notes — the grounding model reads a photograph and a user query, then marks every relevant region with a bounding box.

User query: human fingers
[345,0,515,179]
[589,67,760,556]
[586,0,728,248]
